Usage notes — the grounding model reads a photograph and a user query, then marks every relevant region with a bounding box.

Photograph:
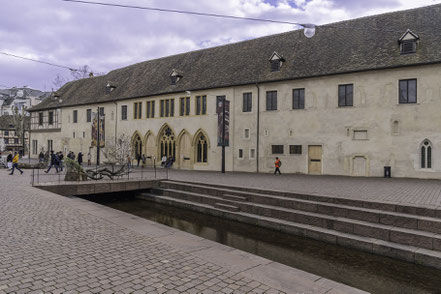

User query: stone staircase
[138,180,441,270]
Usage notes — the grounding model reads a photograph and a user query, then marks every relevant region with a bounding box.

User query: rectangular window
[121,105,127,120]
[38,112,43,126]
[292,89,305,109]
[243,93,252,112]
[73,132,76,138]
[170,99,174,116]
[73,110,78,123]
[272,145,284,154]
[249,148,256,159]
[48,111,54,125]
[146,101,155,118]
[32,140,38,155]
[338,84,353,107]
[47,140,53,152]
[266,91,277,111]
[14,138,19,144]
[196,96,201,115]
[399,79,417,104]
[186,97,190,115]
[4,130,9,136]
[195,95,207,115]
[238,149,244,159]
[134,102,142,119]
[99,107,105,116]
[180,98,185,116]
[165,99,170,117]
[86,109,92,122]
[244,128,250,139]
[202,95,206,115]
[289,145,302,155]
[160,99,174,117]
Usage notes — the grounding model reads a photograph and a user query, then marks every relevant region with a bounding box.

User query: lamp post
[95,107,104,166]
[221,96,226,173]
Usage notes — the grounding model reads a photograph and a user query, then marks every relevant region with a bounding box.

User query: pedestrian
[78,152,83,166]
[161,155,167,167]
[136,154,141,167]
[45,150,59,173]
[38,151,44,163]
[142,154,146,168]
[87,152,91,166]
[9,152,23,175]
[127,155,132,171]
[6,152,13,170]
[58,152,64,171]
[274,157,282,175]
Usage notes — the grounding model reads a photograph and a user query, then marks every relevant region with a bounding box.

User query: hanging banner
[217,96,230,147]
[91,117,105,147]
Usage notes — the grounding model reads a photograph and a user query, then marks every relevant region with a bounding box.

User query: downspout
[255,83,260,173]
[114,99,118,146]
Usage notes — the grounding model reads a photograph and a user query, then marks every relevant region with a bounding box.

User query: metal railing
[31,164,169,186]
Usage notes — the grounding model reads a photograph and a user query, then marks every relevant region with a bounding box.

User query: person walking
[58,152,64,171]
[87,152,91,166]
[45,151,59,173]
[38,151,45,163]
[161,155,167,167]
[78,152,83,166]
[127,155,132,171]
[274,157,282,175]
[136,154,141,167]
[9,152,23,175]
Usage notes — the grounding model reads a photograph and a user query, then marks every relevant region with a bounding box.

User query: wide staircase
[138,180,441,270]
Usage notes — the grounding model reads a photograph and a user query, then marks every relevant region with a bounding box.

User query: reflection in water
[88,194,441,294]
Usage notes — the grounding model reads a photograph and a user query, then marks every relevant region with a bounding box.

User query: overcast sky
[1,0,440,92]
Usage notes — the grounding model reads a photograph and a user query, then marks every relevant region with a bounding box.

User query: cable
[61,0,307,27]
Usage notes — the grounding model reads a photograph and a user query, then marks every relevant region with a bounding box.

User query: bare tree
[11,106,29,155]
[52,65,104,90]
[102,134,132,165]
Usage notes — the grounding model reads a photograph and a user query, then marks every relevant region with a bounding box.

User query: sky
[1,0,440,92]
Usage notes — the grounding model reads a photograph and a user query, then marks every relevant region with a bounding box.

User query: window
[38,112,43,126]
[196,133,208,163]
[83,132,86,138]
[99,107,105,116]
[121,105,127,120]
[244,128,250,139]
[289,145,302,155]
[86,109,92,122]
[292,89,305,109]
[272,145,284,154]
[73,132,76,138]
[243,93,252,112]
[32,140,37,155]
[4,130,8,136]
[146,101,155,118]
[266,91,277,111]
[401,41,417,54]
[73,110,78,123]
[180,97,190,116]
[196,96,207,115]
[421,140,432,169]
[338,84,353,107]
[48,111,54,125]
[238,149,244,159]
[14,138,19,144]
[399,79,417,104]
[47,140,53,152]
[249,148,256,159]
[160,99,174,117]
[271,60,281,72]
[134,102,142,119]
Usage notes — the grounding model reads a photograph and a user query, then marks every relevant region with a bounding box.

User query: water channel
[84,192,441,294]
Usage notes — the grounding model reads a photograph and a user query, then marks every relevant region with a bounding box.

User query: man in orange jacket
[274,157,281,175]
[9,152,23,175]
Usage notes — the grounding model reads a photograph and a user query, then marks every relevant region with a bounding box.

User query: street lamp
[94,107,105,166]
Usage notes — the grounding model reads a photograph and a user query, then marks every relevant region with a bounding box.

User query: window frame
[73,110,78,123]
[399,79,417,104]
[121,105,127,120]
[272,145,284,155]
[243,92,252,112]
[292,88,305,109]
[48,111,54,125]
[338,84,354,107]
[266,91,278,111]
[86,109,92,123]
[289,145,302,155]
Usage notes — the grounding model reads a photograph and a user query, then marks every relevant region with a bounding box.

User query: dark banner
[217,96,230,147]
[91,117,105,147]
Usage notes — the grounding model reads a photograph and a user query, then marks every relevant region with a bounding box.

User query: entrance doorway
[308,145,322,174]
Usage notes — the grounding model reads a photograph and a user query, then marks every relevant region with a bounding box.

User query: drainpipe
[255,83,260,173]
[114,100,118,146]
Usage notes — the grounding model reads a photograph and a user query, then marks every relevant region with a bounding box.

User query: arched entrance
[144,131,156,166]
[178,130,192,169]
[132,132,142,159]
[158,125,176,160]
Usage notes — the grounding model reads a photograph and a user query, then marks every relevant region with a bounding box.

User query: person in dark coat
[38,151,45,163]
[45,151,59,173]
[77,152,83,166]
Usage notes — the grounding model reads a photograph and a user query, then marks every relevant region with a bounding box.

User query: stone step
[222,194,248,202]
[161,180,441,219]
[214,203,240,212]
[153,187,441,250]
[157,185,441,236]
[138,192,441,270]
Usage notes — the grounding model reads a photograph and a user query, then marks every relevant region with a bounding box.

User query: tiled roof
[29,4,441,112]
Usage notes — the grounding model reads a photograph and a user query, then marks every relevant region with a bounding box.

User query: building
[0,115,29,154]
[0,87,50,116]
[28,4,441,178]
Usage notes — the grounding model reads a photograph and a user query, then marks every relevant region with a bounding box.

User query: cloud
[0,0,440,90]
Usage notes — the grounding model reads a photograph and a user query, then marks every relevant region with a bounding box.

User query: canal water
[85,193,441,294]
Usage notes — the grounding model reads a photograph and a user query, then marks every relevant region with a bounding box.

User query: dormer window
[269,52,285,72]
[399,29,419,55]
[106,82,117,94]
[170,69,183,85]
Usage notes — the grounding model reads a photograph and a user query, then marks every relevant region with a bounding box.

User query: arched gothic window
[160,127,176,158]
[196,133,208,163]
[421,140,432,169]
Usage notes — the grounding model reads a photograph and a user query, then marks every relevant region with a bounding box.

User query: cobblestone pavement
[168,169,441,208]
[0,168,365,294]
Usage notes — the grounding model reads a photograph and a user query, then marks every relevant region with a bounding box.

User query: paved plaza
[0,167,367,294]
